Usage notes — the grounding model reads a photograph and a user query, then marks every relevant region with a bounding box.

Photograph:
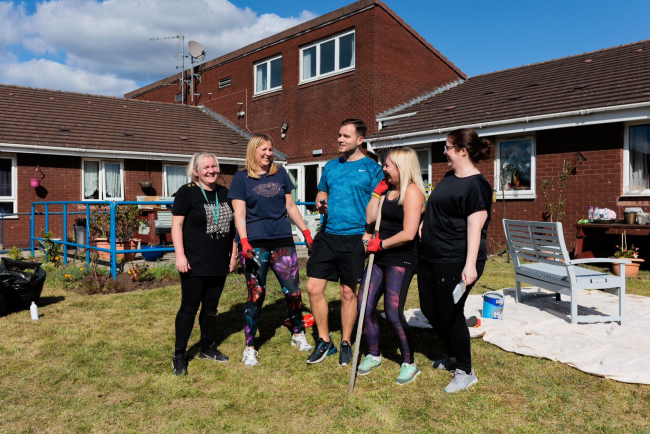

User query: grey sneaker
[172,354,187,376]
[444,369,478,393]
[291,332,313,352]
[432,357,457,372]
[242,348,260,367]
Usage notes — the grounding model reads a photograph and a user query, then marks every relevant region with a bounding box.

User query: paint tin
[482,291,504,319]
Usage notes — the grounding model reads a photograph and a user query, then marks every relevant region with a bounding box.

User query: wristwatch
[362,239,369,246]
[380,240,384,250]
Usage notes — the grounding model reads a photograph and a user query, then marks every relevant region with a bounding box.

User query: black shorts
[307,232,366,285]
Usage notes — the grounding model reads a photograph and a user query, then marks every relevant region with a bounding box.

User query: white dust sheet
[401,287,650,385]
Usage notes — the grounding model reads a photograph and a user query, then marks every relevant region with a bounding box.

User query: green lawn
[1,257,649,432]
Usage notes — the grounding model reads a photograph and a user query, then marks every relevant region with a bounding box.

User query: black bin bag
[0,258,47,316]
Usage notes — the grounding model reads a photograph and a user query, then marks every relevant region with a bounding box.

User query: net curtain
[104,163,121,198]
[630,125,650,190]
[166,165,187,196]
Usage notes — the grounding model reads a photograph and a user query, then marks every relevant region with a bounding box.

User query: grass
[1,257,649,432]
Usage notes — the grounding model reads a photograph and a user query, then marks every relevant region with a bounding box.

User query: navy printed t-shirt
[318,156,384,235]
[228,165,294,241]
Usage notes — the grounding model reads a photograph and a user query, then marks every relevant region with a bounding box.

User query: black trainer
[199,343,229,362]
[306,336,337,364]
[339,341,352,366]
[172,354,188,376]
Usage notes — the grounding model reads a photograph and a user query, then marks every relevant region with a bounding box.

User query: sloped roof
[369,39,650,141]
[0,84,251,160]
[125,0,465,99]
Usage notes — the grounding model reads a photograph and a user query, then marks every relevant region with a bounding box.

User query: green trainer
[396,363,420,385]
[357,355,382,376]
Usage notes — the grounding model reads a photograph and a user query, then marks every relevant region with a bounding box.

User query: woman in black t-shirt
[418,128,494,393]
[358,148,425,385]
[228,134,314,367]
[170,152,236,376]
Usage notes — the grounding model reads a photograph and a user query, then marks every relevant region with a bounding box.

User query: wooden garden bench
[503,219,629,325]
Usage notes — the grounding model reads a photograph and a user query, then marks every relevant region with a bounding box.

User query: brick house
[125,0,466,207]
[0,84,254,248]
[366,40,650,261]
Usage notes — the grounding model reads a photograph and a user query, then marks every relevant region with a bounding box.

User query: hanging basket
[139,181,153,189]
[31,165,44,187]
[30,179,41,188]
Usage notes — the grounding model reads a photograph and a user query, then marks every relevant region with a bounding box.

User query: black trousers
[417,261,485,374]
[174,273,227,355]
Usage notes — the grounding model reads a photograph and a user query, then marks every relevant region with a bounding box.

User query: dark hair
[341,119,367,138]
[447,128,494,163]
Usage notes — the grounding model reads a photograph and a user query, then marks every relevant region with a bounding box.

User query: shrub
[7,246,23,261]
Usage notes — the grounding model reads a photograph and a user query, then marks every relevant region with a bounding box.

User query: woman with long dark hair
[418,128,494,393]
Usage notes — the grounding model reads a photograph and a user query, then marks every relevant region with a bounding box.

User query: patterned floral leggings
[242,246,303,347]
[357,264,415,364]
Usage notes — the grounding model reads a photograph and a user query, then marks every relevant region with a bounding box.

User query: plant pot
[30,179,41,188]
[92,238,111,260]
[91,238,140,261]
[139,181,153,189]
[141,245,165,262]
[611,258,644,277]
[624,212,637,225]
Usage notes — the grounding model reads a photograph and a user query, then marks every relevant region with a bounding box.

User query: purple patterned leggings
[357,264,415,364]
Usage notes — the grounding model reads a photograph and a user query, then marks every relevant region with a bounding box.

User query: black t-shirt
[172,182,235,276]
[420,171,492,264]
[375,194,419,270]
[227,166,294,242]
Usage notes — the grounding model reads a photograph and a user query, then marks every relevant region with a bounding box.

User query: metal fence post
[62,203,68,265]
[86,206,91,267]
[30,204,35,257]
[110,202,117,279]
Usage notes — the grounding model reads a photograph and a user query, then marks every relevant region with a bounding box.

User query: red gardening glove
[302,229,313,250]
[367,237,383,253]
[373,179,390,196]
[240,238,255,260]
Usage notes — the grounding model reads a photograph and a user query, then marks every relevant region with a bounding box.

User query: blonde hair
[245,134,279,179]
[187,152,220,183]
[386,147,426,206]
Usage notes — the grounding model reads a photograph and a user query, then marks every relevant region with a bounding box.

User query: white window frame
[413,146,432,186]
[254,55,283,96]
[623,120,650,197]
[494,135,536,200]
[299,29,355,84]
[0,155,17,219]
[163,163,190,196]
[81,158,124,201]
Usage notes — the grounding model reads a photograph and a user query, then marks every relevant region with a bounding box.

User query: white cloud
[1,59,138,96]
[1,0,316,86]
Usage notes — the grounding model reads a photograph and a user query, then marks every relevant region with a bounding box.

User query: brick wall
[429,123,650,262]
[131,6,463,165]
[6,157,241,249]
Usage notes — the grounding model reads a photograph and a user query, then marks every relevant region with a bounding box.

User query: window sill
[621,192,650,198]
[299,68,355,87]
[253,87,282,98]
[495,192,537,200]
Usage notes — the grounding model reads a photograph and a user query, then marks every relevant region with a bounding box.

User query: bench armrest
[566,258,632,266]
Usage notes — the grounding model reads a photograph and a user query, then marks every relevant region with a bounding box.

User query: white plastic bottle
[30,302,39,321]
[588,206,594,222]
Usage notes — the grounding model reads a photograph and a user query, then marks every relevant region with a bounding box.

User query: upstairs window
[82,159,124,200]
[624,122,650,195]
[494,136,536,199]
[300,30,355,83]
[254,55,282,95]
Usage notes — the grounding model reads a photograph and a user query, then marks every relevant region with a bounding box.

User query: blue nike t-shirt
[318,156,384,235]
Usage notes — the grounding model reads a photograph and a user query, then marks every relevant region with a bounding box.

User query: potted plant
[141,242,165,262]
[611,234,644,277]
[90,205,142,261]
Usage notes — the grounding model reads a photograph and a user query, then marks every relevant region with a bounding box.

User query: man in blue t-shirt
[306,119,384,366]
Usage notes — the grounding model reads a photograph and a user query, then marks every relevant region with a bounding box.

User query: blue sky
[1,0,649,96]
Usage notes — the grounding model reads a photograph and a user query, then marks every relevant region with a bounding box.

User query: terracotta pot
[611,258,644,277]
[91,238,140,261]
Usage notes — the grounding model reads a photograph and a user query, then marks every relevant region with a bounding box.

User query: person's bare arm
[231,199,248,240]
[463,209,488,285]
[380,185,425,249]
[286,194,308,231]
[172,215,190,272]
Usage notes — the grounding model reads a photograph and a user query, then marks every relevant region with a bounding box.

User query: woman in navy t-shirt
[228,134,314,367]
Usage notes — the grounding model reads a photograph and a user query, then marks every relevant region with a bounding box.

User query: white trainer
[242,348,260,367]
[444,369,478,393]
[291,332,313,352]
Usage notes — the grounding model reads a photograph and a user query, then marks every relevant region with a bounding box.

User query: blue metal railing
[30,200,320,279]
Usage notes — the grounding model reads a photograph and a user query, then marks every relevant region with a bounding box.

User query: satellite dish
[188,41,205,60]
